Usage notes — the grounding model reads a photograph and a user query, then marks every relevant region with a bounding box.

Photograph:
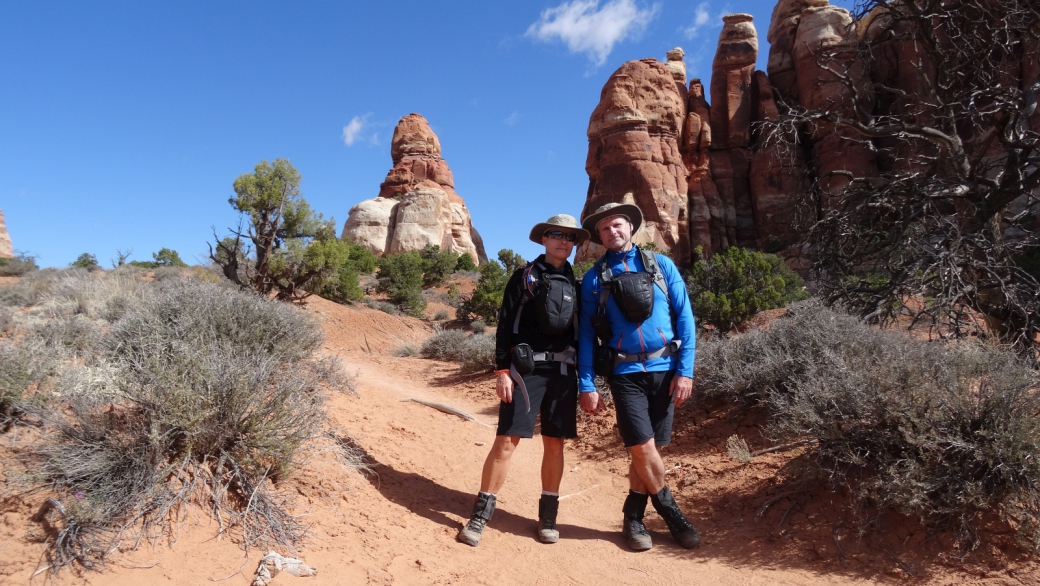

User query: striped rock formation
[342,113,488,264]
[577,58,691,264]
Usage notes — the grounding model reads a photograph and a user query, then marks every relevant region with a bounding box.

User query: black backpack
[596,247,670,324]
[513,261,577,337]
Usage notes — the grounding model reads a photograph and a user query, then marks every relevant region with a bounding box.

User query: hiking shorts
[497,364,578,439]
[609,370,676,448]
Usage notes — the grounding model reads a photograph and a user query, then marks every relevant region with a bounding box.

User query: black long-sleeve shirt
[494,255,578,371]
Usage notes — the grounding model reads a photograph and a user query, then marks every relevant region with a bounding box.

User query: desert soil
[2,295,1038,585]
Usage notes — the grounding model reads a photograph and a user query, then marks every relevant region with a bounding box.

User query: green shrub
[687,246,808,331]
[497,249,525,275]
[455,253,476,272]
[71,253,100,270]
[302,239,371,303]
[432,309,450,321]
[376,251,426,317]
[420,244,458,288]
[153,248,188,267]
[345,241,378,274]
[336,263,365,302]
[458,261,508,325]
[210,158,340,302]
[697,302,1040,550]
[0,252,39,276]
[122,248,187,270]
[470,320,486,334]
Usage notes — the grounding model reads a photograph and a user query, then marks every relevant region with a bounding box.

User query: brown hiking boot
[650,486,701,549]
[457,492,496,546]
[621,490,652,551]
[537,494,560,544]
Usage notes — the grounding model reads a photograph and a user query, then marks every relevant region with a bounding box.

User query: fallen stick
[400,398,494,428]
[750,439,813,457]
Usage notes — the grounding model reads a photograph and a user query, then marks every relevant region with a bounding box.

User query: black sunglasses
[544,230,577,242]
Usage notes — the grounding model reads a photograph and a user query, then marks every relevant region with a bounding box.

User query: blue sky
[0,0,853,268]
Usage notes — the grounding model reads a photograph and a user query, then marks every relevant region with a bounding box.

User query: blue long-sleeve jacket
[577,246,696,392]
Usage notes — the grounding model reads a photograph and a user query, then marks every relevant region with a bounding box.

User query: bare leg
[540,436,565,493]
[628,438,666,495]
[479,435,520,494]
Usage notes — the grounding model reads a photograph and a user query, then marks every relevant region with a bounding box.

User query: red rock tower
[341,114,488,264]
[0,209,13,259]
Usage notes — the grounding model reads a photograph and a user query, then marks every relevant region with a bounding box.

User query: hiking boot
[621,490,653,551]
[457,492,496,546]
[650,486,701,549]
[537,494,560,544]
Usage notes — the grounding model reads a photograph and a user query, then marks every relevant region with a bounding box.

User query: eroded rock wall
[578,0,1038,269]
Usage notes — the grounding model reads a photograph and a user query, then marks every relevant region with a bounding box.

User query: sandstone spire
[578,57,691,264]
[341,114,487,264]
[0,209,13,259]
[709,13,760,249]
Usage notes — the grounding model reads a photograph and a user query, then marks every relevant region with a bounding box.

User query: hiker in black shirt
[457,214,589,547]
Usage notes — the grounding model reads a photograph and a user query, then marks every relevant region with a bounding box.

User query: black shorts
[496,364,578,439]
[609,370,675,448]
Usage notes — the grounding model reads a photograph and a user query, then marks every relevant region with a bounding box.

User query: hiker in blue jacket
[457,214,589,548]
[577,201,700,551]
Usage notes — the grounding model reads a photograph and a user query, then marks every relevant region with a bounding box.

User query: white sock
[541,490,560,497]
[479,491,495,498]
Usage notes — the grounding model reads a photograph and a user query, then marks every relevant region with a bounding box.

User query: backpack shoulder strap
[513,261,539,334]
[594,256,611,314]
[639,247,670,304]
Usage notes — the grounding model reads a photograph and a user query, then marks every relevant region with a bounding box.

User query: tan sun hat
[528,214,591,245]
[581,202,644,245]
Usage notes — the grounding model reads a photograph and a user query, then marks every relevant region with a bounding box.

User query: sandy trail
[1,297,1037,585]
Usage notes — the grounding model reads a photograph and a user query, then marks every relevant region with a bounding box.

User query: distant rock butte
[579,0,1037,271]
[0,209,13,259]
[342,114,487,264]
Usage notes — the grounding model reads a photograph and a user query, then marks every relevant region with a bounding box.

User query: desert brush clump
[420,329,495,373]
[0,252,39,276]
[697,301,1040,550]
[0,269,353,573]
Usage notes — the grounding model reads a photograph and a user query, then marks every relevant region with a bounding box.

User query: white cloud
[504,111,522,125]
[526,0,660,66]
[681,3,715,38]
[342,114,370,146]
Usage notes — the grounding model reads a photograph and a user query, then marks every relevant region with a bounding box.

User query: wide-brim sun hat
[528,214,591,245]
[581,202,644,245]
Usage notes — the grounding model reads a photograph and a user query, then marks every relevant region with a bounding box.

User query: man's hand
[496,372,514,403]
[669,375,693,407]
[580,391,601,414]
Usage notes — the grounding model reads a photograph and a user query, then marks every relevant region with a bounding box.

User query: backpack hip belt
[615,340,681,365]
[532,347,576,375]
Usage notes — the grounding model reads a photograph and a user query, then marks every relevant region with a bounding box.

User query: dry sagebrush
[697,302,1040,550]
[0,270,354,573]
